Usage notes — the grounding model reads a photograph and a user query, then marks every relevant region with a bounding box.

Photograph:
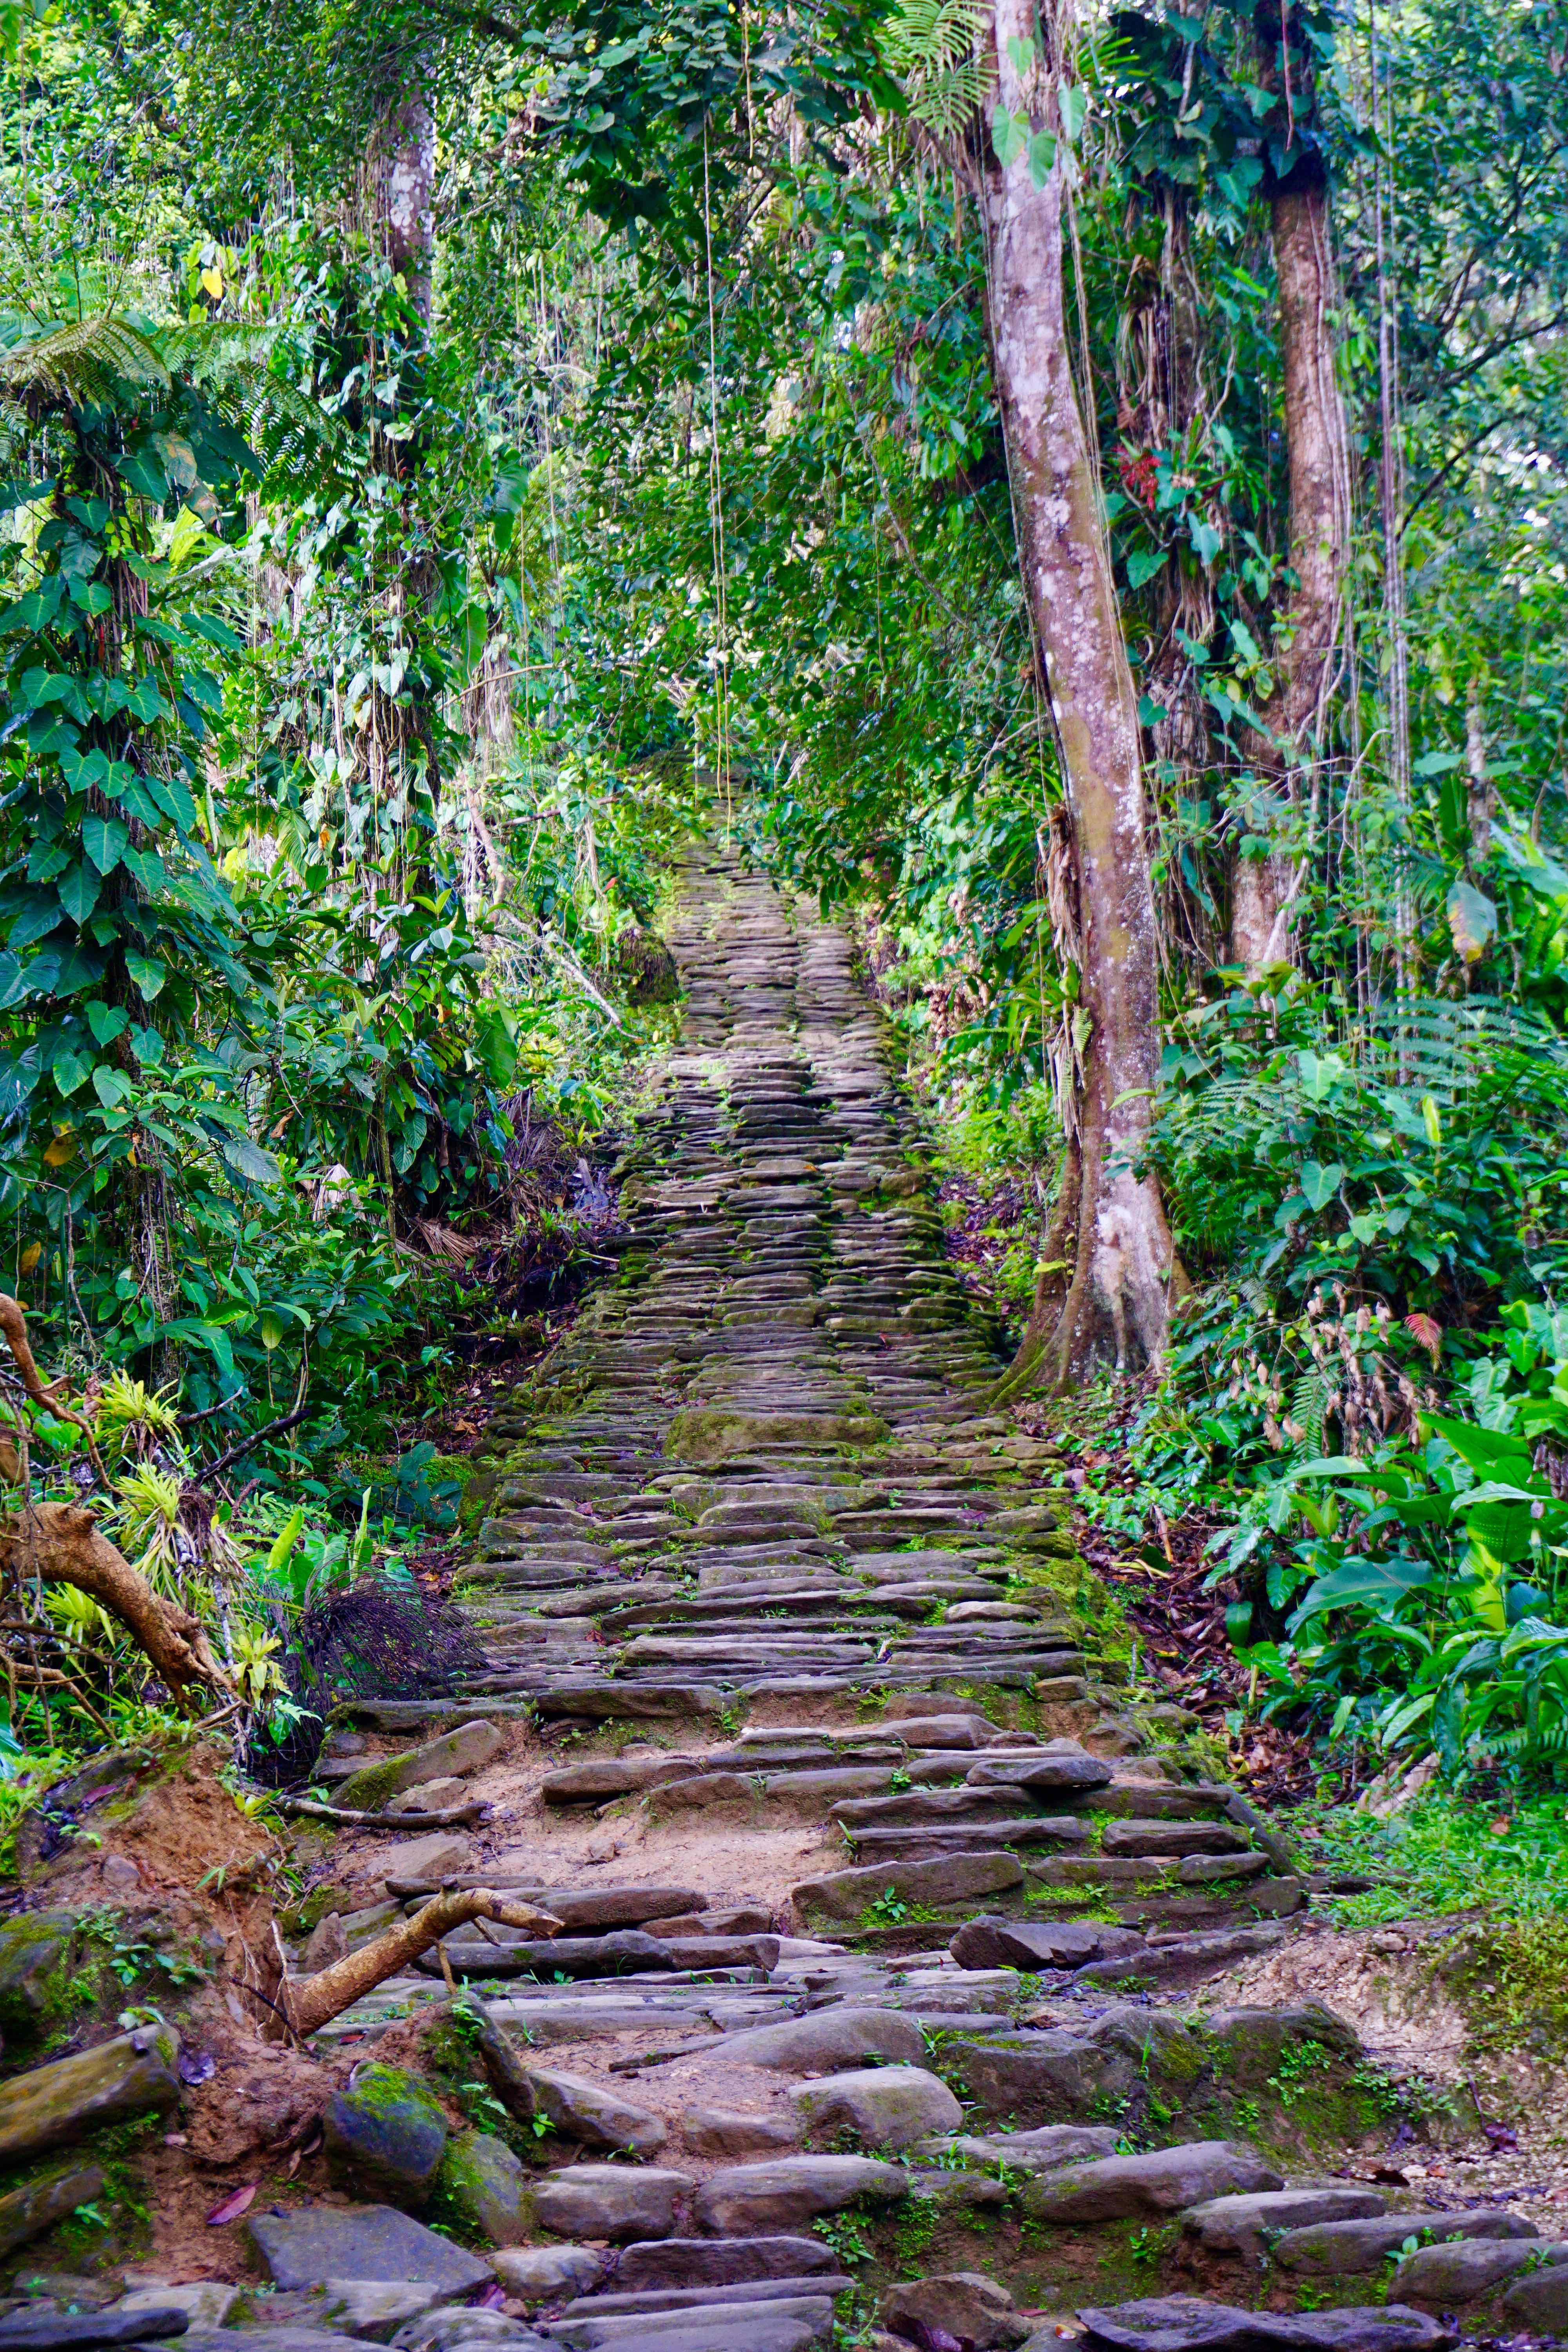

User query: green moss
[1446,1913,1568,2058]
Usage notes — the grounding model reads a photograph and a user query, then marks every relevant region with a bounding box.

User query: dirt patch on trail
[1202,1919,1475,2078]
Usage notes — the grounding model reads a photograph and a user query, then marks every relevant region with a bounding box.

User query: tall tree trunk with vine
[1229,0,1352,975]
[980,0,1176,1391]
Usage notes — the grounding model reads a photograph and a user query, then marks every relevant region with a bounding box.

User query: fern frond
[0,313,170,405]
[881,0,991,134]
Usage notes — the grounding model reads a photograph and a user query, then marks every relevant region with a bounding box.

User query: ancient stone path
[168,854,1548,2350]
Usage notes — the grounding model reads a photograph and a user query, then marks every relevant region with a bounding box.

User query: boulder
[114,2290,238,2331]
[0,1916,82,2043]
[1023,2144,1284,2225]
[1194,2003,1361,2092]
[529,2165,693,2244]
[1180,2188,1387,2265]
[614,2238,843,2292]
[705,2007,925,2074]
[490,2248,604,2307]
[299,1914,349,1974]
[881,2272,1027,2351]
[334,1722,504,1811]
[386,2310,550,2352]
[433,2130,530,2243]
[370,1833,472,1885]
[1274,2211,1536,2273]
[695,2154,909,2234]
[323,2065,448,2202]
[1502,2258,1568,2330]
[1073,2298,1454,2352]
[541,1760,699,1804]
[788,2067,961,2151]
[614,929,680,1005]
[681,2109,802,2157]
[520,2066,668,2157]
[315,2284,456,2339]
[949,1917,1143,1972]
[1396,2238,1563,2307]
[247,2203,494,2291]
[914,2126,1120,2171]
[944,2007,1206,2130]
[0,2026,180,2164]
[0,2312,195,2350]
[388,1780,468,1817]
[545,2297,833,2351]
[0,2166,105,2259]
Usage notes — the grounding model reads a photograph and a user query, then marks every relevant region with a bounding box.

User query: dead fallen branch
[287,1889,563,2038]
[0,1295,107,1481]
[272,1793,489,1830]
[0,1501,230,1701]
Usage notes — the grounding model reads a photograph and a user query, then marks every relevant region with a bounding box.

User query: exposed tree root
[286,1889,562,2037]
[273,1793,489,1830]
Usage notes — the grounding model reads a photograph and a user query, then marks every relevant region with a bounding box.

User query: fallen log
[286,1889,563,2038]
[273,1793,489,1831]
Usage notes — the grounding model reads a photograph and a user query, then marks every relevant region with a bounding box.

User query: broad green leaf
[56,864,101,924]
[1288,1557,1434,1630]
[260,1308,286,1350]
[222,1135,282,1186]
[1026,128,1057,187]
[1446,878,1497,964]
[83,815,129,875]
[85,1002,129,1046]
[1125,548,1166,589]
[1058,81,1087,140]
[125,952,165,1001]
[1298,1160,1343,1212]
[991,106,1029,167]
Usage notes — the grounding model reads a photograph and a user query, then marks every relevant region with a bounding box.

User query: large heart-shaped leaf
[1298,1160,1344,1212]
[83,815,128,875]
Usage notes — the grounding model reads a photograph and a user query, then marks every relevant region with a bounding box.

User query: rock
[247,2204,495,2291]
[546,2299,834,2352]
[316,2285,457,2340]
[1101,1823,1250,1857]
[666,1410,890,1462]
[300,1913,350,1974]
[1073,1928,1288,1988]
[614,2239,843,2292]
[323,2065,448,2202]
[423,1929,675,1981]
[914,2126,1120,2171]
[433,2130,530,2243]
[1180,2188,1388,2265]
[706,2007,926,2074]
[615,929,680,1005]
[949,1918,1143,1971]
[1396,2238,1562,2306]
[792,1852,1022,1923]
[887,1717,987,1749]
[489,2248,604,2307]
[0,2167,105,2259]
[1501,2258,1568,2329]
[881,2272,1027,2351]
[388,1780,468,1817]
[114,2292,238,2332]
[681,2109,802,2157]
[787,2066,961,2151]
[0,1916,81,2043]
[1073,2298,1454,2352]
[541,1760,699,1804]
[180,2335,436,2352]
[529,2165,694,2243]
[1023,2144,1284,2225]
[370,1833,471,1885]
[1274,2210,1536,2273]
[0,2026,180,2164]
[334,1723,504,1811]
[942,2008,1207,2131]
[1194,2004,1361,2091]
[0,2313,193,2349]
[965,1756,1112,1793]
[387,2310,551,2352]
[695,2154,909,2234]
[520,2067,668,2157]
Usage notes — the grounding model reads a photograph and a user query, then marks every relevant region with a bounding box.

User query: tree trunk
[982,0,1174,1390]
[378,89,435,323]
[1229,17,1351,974]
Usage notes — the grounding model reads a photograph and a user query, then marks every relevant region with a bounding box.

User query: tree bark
[982,0,1175,1388]
[286,1890,561,2038]
[0,1503,230,1699]
[378,89,436,323]
[1230,13,1352,974]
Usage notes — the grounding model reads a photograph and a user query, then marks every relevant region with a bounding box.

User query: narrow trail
[244,850,1530,2351]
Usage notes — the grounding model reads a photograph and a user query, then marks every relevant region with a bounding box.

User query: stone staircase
[94,850,1538,2352]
